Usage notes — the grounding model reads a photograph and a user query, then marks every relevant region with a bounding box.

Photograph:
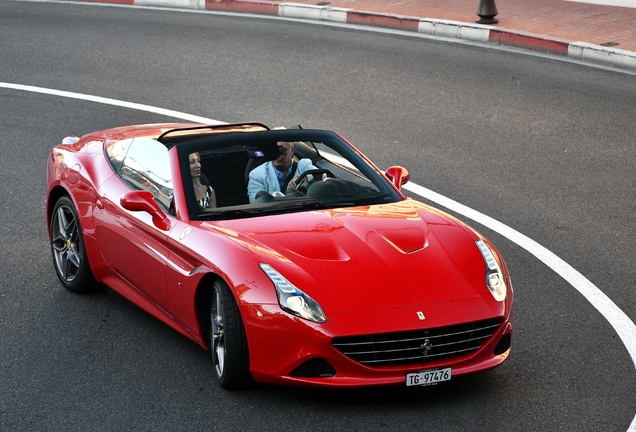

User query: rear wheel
[50,195,96,293]
[210,279,252,389]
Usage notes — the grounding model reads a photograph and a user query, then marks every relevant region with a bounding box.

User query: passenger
[247,141,316,203]
[190,152,217,209]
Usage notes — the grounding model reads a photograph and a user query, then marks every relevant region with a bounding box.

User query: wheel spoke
[67,243,81,268]
[64,253,75,279]
[56,207,70,237]
[216,342,225,376]
[67,218,77,240]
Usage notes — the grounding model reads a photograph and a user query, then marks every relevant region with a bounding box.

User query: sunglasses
[277,145,291,155]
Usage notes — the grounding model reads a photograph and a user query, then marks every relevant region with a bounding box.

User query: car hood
[214,200,488,314]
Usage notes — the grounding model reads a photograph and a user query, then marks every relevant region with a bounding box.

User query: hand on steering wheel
[292,169,335,194]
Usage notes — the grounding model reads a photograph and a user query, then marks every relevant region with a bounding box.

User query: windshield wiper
[198,208,263,219]
[298,200,355,209]
[198,201,356,220]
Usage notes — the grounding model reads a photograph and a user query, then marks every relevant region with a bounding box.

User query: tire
[210,279,252,389]
[50,195,97,293]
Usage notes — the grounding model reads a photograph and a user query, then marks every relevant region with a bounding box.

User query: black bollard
[476,0,498,24]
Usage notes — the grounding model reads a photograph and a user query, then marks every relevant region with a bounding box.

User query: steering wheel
[293,169,335,194]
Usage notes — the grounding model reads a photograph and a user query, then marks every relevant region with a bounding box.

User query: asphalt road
[1,1,635,431]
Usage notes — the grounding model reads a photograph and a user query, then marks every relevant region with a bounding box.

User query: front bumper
[240,292,513,388]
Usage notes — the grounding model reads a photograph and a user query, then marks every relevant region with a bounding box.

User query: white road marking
[3,80,635,430]
[0,83,222,125]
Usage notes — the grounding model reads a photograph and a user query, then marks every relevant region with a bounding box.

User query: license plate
[406,368,451,386]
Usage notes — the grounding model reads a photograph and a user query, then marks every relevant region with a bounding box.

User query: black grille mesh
[332,318,501,367]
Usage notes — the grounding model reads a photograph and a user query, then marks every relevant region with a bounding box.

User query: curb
[77,0,636,72]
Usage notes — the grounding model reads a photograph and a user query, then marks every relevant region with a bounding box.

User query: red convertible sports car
[46,122,513,389]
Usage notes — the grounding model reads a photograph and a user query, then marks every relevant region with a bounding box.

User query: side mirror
[121,190,171,231]
[385,166,410,190]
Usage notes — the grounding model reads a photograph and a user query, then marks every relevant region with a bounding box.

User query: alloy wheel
[51,204,81,283]
[211,288,226,378]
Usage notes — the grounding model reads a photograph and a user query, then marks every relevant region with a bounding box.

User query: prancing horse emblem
[421,338,433,356]
[416,311,425,320]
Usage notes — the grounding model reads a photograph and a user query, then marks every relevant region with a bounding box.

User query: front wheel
[210,279,252,389]
[50,195,97,293]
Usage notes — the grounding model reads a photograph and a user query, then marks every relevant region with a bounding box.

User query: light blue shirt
[274,163,293,190]
[247,159,317,203]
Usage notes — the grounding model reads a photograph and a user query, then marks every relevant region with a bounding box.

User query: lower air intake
[290,358,336,378]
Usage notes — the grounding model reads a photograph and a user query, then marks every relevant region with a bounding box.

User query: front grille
[332,318,501,367]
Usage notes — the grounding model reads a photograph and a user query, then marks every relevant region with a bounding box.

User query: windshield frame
[176,129,404,220]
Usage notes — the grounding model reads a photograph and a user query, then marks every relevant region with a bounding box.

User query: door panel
[94,176,171,308]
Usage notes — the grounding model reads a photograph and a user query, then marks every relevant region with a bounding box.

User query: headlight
[259,263,327,323]
[476,240,507,301]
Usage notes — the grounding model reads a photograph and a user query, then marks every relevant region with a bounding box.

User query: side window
[106,138,174,213]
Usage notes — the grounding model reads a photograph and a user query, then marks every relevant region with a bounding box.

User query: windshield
[177,129,403,220]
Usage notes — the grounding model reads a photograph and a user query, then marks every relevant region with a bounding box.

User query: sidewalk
[72,0,636,71]
[259,0,636,53]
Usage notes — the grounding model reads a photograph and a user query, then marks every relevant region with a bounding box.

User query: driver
[247,141,317,203]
